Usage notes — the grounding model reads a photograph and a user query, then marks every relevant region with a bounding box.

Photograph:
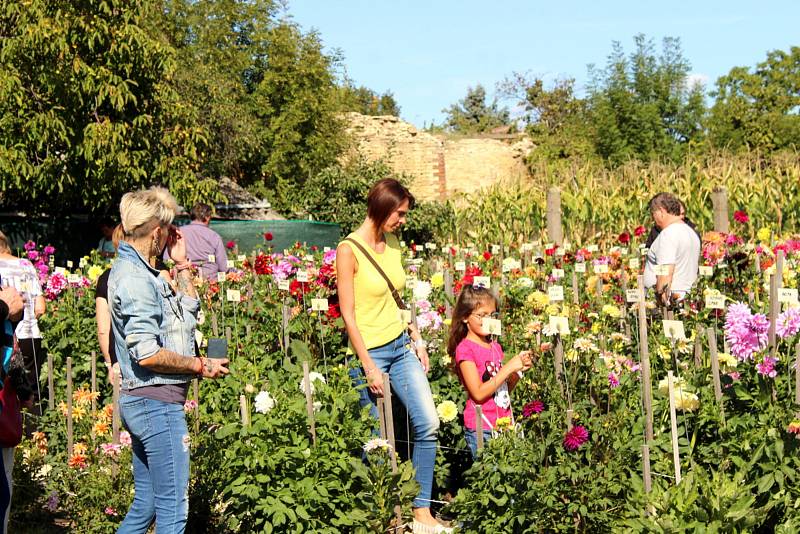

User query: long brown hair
[367,179,416,227]
[447,285,497,369]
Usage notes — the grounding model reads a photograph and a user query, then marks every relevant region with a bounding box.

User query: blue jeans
[118,395,190,534]
[465,429,493,459]
[350,333,439,508]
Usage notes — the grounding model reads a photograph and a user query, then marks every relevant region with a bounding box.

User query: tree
[0,0,218,214]
[587,35,706,163]
[443,85,510,134]
[336,83,401,116]
[708,47,800,151]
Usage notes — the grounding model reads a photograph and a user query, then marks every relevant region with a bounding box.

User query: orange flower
[73,442,88,456]
[100,404,114,423]
[68,454,88,470]
[93,422,110,435]
[73,387,99,406]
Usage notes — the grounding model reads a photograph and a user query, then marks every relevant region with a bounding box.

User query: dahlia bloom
[563,425,589,451]
[776,308,800,339]
[724,302,769,360]
[755,355,778,378]
[522,400,544,418]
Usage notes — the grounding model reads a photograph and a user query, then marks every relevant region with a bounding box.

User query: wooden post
[225,326,232,346]
[410,300,418,332]
[711,186,729,233]
[66,357,74,457]
[546,187,563,246]
[90,351,97,416]
[571,271,579,305]
[245,324,252,339]
[211,313,219,338]
[112,373,121,445]
[382,372,398,472]
[239,394,250,427]
[707,327,726,426]
[193,379,200,434]
[553,336,565,397]
[637,276,654,444]
[47,352,54,411]
[302,362,316,445]
[475,405,484,452]
[667,371,682,484]
[642,444,652,493]
[565,408,574,431]
[444,270,453,319]
[282,299,290,356]
[693,329,703,367]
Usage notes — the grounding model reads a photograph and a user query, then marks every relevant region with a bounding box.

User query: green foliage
[708,46,800,152]
[336,83,401,116]
[0,0,220,214]
[443,85,511,134]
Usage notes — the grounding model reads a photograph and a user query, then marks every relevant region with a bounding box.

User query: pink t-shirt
[455,338,512,431]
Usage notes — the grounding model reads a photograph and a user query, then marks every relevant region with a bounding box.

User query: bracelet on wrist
[364,367,378,376]
[195,357,204,375]
[414,339,427,350]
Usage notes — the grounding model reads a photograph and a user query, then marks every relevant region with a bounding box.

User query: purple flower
[776,308,800,339]
[756,356,778,378]
[27,250,38,261]
[724,302,769,360]
[608,372,620,388]
[23,241,36,251]
[563,425,589,451]
[522,400,544,417]
[43,245,55,256]
[323,249,337,265]
[45,490,59,512]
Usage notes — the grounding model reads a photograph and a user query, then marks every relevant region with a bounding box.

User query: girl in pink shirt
[447,285,532,458]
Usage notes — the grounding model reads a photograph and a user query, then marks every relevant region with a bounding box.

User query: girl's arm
[458,355,524,403]
[336,244,384,396]
[95,297,112,365]
[507,350,533,392]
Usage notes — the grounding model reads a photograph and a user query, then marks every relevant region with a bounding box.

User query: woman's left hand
[168,226,188,263]
[417,346,430,373]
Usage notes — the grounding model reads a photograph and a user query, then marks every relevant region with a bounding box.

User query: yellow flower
[546,304,561,316]
[443,318,452,327]
[757,227,771,242]
[601,304,621,319]
[565,349,578,362]
[73,387,100,406]
[72,405,87,421]
[675,391,700,412]
[717,352,737,368]
[73,442,88,456]
[657,345,671,360]
[430,272,444,288]
[527,291,550,310]
[591,322,601,334]
[495,417,512,431]
[87,264,105,282]
[436,400,458,423]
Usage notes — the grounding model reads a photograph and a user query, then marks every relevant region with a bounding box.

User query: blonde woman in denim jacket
[109,187,229,534]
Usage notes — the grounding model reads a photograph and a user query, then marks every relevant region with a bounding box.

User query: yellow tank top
[339,232,406,349]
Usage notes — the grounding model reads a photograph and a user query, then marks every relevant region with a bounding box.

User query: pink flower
[563,425,589,451]
[119,431,132,447]
[43,245,55,256]
[634,225,647,237]
[756,355,778,378]
[733,210,749,224]
[608,372,620,388]
[105,507,118,516]
[522,400,544,417]
[225,240,235,250]
[27,250,39,261]
[23,241,36,251]
[777,308,800,339]
[724,302,769,360]
[100,443,122,457]
[184,399,198,413]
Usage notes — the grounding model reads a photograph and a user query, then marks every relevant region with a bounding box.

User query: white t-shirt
[0,258,43,338]
[643,223,701,295]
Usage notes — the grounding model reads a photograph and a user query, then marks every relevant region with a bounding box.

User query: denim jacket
[109,241,199,390]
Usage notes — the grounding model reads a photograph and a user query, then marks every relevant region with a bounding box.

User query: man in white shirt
[643,193,701,305]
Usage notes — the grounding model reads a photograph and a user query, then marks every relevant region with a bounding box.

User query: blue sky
[286,1,799,128]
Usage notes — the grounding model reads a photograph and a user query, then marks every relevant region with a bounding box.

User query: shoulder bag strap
[343,238,407,310]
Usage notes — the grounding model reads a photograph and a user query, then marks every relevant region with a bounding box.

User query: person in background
[163,203,227,279]
[98,217,117,258]
[0,286,23,534]
[645,199,700,249]
[95,224,125,384]
[643,193,701,305]
[111,187,228,533]
[0,231,46,417]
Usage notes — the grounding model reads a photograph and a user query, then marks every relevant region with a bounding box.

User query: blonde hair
[112,224,125,250]
[0,230,10,254]
[119,187,179,238]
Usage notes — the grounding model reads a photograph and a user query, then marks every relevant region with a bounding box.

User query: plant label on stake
[455,261,466,272]
[662,320,686,340]
[549,315,570,336]
[311,298,329,311]
[594,264,609,274]
[548,285,564,302]
[296,270,309,283]
[699,266,714,277]
[208,254,215,263]
[406,276,417,289]
[629,258,641,270]
[67,274,80,284]
[626,289,641,303]
[778,288,799,305]
[473,276,491,289]
[226,290,241,303]
[551,268,565,279]
[237,254,246,263]
[278,280,290,291]
[66,260,73,269]
[482,317,502,336]
[574,263,586,274]
[705,294,726,310]
[217,272,226,283]
[587,245,599,253]
[491,244,501,255]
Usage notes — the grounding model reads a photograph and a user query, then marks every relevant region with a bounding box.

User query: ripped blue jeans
[118,395,190,534]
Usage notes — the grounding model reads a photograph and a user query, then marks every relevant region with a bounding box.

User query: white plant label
[587,245,599,253]
[629,258,641,270]
[705,294,726,310]
[482,317,502,336]
[548,285,565,302]
[492,244,501,255]
[406,276,417,289]
[67,274,80,284]
[662,320,686,340]
[779,288,799,304]
[55,267,67,275]
[237,254,246,262]
[455,261,466,272]
[208,254,215,263]
[278,280,290,291]
[594,264,609,274]
[626,289,641,303]
[296,270,309,283]
[574,262,586,273]
[217,272,226,283]
[226,289,241,302]
[311,298,329,311]
[551,268,565,279]
[66,260,73,268]
[324,246,331,252]
[699,266,714,277]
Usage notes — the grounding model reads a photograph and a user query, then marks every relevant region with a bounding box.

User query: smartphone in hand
[207,338,228,359]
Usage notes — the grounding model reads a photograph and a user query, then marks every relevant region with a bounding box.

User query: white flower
[299,371,327,395]
[363,438,392,453]
[436,400,458,422]
[254,391,275,414]
[542,324,558,337]
[413,280,432,301]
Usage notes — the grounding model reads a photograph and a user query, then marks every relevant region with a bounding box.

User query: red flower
[563,425,589,451]
[264,232,273,241]
[483,251,492,261]
[225,240,236,250]
[411,243,417,252]
[326,303,341,319]
[254,254,271,275]
[450,247,457,257]
[311,245,318,252]
[522,400,544,417]
[634,225,646,237]
[289,280,310,297]
[733,210,749,224]
[618,232,630,245]
[545,245,558,256]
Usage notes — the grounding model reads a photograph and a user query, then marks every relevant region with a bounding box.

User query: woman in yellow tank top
[337,179,449,533]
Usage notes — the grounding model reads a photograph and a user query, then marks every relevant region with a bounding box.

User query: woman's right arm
[95,297,112,364]
[336,244,384,396]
